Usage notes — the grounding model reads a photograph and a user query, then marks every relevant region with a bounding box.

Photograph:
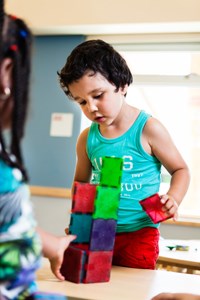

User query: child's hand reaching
[160,194,179,221]
[48,235,76,280]
[37,227,76,280]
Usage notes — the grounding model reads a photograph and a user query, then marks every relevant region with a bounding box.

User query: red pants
[113,227,160,270]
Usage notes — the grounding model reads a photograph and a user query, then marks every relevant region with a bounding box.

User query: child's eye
[79,100,87,106]
[94,93,103,99]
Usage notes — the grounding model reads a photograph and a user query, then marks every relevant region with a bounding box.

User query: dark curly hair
[58,39,133,98]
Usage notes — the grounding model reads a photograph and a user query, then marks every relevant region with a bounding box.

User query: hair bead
[20,30,27,38]
[10,44,18,51]
[9,14,18,20]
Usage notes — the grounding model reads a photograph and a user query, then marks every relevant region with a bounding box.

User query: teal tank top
[87,110,161,232]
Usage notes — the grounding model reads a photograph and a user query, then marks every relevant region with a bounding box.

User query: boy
[58,39,190,269]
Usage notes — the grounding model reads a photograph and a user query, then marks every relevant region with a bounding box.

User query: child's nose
[88,102,98,113]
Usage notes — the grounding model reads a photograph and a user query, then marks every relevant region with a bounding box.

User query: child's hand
[160,194,178,221]
[49,234,76,281]
[151,293,200,300]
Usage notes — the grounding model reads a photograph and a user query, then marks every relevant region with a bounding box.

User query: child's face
[68,71,127,126]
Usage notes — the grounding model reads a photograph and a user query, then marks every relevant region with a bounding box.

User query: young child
[0,5,75,299]
[58,39,190,270]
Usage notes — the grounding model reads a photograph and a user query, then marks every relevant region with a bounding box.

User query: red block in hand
[140,193,171,224]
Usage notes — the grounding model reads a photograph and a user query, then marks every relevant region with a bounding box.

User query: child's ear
[121,84,128,95]
[0,58,13,95]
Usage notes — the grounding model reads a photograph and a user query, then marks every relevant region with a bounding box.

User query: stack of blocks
[60,156,123,283]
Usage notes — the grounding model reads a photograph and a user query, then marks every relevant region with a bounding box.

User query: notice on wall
[50,113,74,137]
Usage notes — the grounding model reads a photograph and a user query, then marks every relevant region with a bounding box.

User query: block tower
[60,156,123,283]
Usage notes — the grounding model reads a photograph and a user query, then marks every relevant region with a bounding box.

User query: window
[121,48,200,218]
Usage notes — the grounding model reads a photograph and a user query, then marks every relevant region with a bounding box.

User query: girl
[0,3,75,299]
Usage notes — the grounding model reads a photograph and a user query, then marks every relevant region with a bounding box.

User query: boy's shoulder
[77,126,91,145]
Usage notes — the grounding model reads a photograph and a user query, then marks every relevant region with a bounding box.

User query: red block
[74,244,89,251]
[140,193,172,224]
[72,182,96,213]
[60,245,87,283]
[83,251,113,283]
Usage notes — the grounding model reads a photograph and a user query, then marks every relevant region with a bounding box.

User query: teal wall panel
[23,35,85,188]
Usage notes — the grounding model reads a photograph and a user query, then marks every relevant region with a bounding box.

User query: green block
[92,186,120,220]
[100,157,123,187]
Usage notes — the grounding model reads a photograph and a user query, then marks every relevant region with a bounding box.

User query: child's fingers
[160,194,169,204]
[160,195,178,217]
[173,211,178,221]
[65,234,76,247]
[50,263,65,281]
[65,228,69,234]
[54,268,65,281]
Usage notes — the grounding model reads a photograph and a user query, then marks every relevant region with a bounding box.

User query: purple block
[89,219,117,251]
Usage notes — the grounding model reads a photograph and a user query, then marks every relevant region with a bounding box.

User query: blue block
[69,213,92,243]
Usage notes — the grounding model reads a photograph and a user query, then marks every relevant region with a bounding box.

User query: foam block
[72,182,96,213]
[89,219,117,251]
[140,193,172,223]
[62,156,123,284]
[69,214,92,243]
[60,245,87,283]
[83,251,113,283]
[100,157,123,188]
[93,186,120,220]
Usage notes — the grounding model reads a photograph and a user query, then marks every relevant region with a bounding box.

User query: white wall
[32,196,72,236]
[32,195,200,239]
[7,0,199,239]
[5,0,200,35]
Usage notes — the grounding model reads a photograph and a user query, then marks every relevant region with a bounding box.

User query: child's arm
[72,127,92,185]
[151,293,200,300]
[143,117,190,220]
[37,227,76,280]
[64,128,92,234]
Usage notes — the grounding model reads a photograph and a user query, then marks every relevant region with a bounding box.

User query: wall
[32,195,200,239]
[6,1,199,238]
[6,0,200,35]
[23,35,85,188]
[160,223,200,240]
[32,196,71,235]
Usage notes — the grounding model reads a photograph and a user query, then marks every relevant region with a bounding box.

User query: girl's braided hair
[0,0,4,58]
[0,6,32,182]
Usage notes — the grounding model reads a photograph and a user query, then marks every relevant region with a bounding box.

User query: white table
[158,239,200,273]
[36,258,200,300]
